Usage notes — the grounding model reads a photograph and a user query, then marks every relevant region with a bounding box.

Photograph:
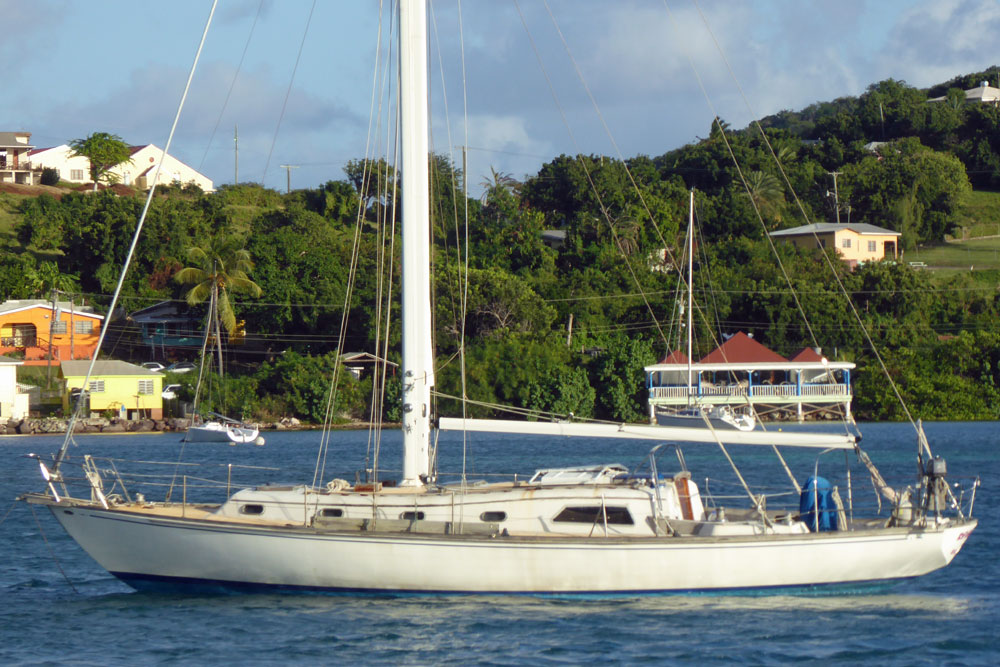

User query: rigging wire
[197,0,266,173]
[261,0,318,184]
[685,0,923,446]
[52,0,219,477]
[521,0,670,349]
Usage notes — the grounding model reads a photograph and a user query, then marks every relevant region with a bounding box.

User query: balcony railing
[0,160,38,172]
[649,382,851,402]
[1,336,37,348]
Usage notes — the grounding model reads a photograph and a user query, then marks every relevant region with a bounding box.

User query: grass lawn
[907,236,1000,270]
[0,192,30,242]
[948,190,1000,240]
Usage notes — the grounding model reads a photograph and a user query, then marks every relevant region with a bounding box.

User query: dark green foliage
[40,168,59,186]
[254,351,368,424]
[5,67,1000,423]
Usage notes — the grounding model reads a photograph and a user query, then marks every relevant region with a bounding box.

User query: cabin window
[401,511,425,520]
[137,380,154,395]
[841,238,851,249]
[240,504,264,515]
[480,511,507,522]
[75,320,94,334]
[868,240,877,252]
[51,321,68,334]
[554,506,634,525]
[320,508,343,517]
[88,380,105,393]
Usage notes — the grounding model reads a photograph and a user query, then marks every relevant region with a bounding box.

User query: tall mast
[399,0,434,486]
[686,190,694,404]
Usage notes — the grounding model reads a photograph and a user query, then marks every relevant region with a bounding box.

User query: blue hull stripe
[111,571,907,597]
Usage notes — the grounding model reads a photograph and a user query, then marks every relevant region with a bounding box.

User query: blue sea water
[1,421,997,665]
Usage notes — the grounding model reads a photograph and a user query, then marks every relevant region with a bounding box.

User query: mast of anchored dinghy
[398,0,434,486]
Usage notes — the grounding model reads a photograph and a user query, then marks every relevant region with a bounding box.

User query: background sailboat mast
[399,0,434,486]
[686,191,694,403]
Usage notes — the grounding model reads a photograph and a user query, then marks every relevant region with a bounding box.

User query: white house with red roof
[645,332,855,422]
[28,143,213,191]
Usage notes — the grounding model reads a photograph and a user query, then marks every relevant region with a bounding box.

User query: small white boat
[655,405,756,431]
[185,414,263,445]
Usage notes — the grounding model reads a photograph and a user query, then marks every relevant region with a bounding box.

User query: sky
[2,0,998,195]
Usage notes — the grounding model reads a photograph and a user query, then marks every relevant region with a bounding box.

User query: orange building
[769,222,900,269]
[0,300,104,366]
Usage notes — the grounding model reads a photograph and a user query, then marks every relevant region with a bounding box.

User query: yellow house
[61,360,164,420]
[769,223,900,268]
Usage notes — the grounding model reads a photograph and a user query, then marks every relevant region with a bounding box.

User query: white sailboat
[185,412,262,445]
[22,1,977,594]
[655,192,757,432]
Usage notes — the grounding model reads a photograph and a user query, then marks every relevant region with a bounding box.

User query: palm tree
[479,166,520,205]
[744,170,786,226]
[174,235,262,382]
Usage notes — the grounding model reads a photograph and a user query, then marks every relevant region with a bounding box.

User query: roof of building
[0,299,103,319]
[789,347,825,362]
[1,355,24,366]
[658,350,690,364]
[128,300,203,323]
[928,82,1000,104]
[699,332,787,364]
[0,131,32,148]
[769,222,900,238]
[28,145,63,156]
[61,360,162,377]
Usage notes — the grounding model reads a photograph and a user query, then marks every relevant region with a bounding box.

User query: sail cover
[437,418,857,449]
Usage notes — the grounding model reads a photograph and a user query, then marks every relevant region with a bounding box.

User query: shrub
[40,168,60,186]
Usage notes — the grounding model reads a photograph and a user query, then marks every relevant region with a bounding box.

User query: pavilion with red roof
[644,332,855,422]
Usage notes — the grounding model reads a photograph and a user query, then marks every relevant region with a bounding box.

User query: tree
[68,132,132,191]
[175,235,263,337]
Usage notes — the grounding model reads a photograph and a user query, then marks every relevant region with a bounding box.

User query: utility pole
[828,171,842,224]
[280,164,299,193]
[459,145,467,195]
[234,125,239,185]
[46,289,57,385]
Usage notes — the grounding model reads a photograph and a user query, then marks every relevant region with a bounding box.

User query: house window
[137,380,154,395]
[70,169,86,181]
[841,238,852,249]
[88,380,105,393]
[553,506,634,525]
[51,321,68,334]
[868,241,877,252]
[75,320,94,334]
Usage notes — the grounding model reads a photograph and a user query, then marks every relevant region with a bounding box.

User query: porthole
[240,504,264,515]
[480,511,507,522]
[320,508,343,517]
[553,506,633,525]
[401,511,425,520]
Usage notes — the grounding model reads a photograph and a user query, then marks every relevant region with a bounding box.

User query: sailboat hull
[185,421,261,444]
[42,501,975,595]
